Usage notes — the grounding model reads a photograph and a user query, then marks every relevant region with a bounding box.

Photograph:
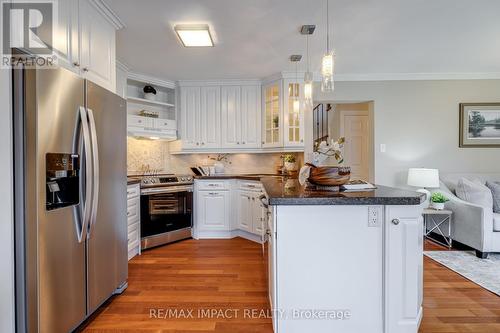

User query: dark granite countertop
[260,177,425,206]
[127,177,141,185]
[195,174,286,181]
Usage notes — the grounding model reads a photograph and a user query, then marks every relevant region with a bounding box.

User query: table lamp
[407,168,440,207]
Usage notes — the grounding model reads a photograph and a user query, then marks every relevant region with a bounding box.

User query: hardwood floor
[81,238,500,333]
[81,238,273,332]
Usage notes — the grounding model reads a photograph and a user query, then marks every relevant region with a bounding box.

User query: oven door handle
[141,186,193,195]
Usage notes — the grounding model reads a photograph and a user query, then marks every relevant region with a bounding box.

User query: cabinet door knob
[196,142,199,146]
[392,218,400,225]
[242,141,246,144]
[237,142,240,145]
[73,62,80,67]
[82,67,89,72]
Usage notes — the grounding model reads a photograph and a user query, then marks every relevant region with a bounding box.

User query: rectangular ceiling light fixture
[174,24,214,47]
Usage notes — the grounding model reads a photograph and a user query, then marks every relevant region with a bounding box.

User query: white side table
[422,209,453,248]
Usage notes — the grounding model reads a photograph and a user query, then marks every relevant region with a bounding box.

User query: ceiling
[107,0,500,81]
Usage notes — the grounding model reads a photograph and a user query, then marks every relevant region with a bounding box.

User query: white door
[197,191,229,230]
[221,86,241,148]
[240,85,261,148]
[237,192,252,232]
[385,206,424,333]
[340,111,370,181]
[180,87,201,148]
[200,86,221,148]
[79,0,116,91]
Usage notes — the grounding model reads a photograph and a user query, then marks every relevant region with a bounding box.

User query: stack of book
[340,180,376,192]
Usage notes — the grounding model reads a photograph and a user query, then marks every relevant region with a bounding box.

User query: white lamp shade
[407,168,440,188]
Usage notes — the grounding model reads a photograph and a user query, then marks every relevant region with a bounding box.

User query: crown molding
[128,72,176,89]
[177,79,261,87]
[332,72,500,81]
[282,71,500,82]
[88,0,125,30]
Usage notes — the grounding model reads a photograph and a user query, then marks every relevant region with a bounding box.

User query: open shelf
[127,96,175,108]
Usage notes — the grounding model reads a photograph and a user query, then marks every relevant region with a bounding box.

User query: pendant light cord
[306,35,310,72]
[326,0,329,53]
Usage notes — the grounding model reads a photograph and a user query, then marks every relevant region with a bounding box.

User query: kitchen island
[260,177,425,333]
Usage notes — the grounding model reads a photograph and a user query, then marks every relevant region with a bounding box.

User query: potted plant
[209,154,231,174]
[283,154,297,172]
[143,85,157,101]
[430,192,449,210]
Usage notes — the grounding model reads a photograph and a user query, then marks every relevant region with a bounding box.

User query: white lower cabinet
[196,184,231,232]
[237,190,266,236]
[194,180,266,241]
[385,206,424,333]
[126,183,141,260]
[237,191,253,232]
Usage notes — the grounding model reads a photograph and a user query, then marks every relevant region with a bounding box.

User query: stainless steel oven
[139,176,193,249]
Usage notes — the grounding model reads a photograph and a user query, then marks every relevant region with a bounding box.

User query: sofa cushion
[486,181,500,213]
[455,178,493,210]
[494,213,500,232]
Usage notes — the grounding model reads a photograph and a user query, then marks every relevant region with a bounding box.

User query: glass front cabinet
[283,78,305,147]
[262,78,304,149]
[262,81,282,148]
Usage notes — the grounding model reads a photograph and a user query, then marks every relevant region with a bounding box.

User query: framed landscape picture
[459,103,500,147]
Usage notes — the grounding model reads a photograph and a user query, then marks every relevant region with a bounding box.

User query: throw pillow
[455,178,493,210]
[486,181,500,213]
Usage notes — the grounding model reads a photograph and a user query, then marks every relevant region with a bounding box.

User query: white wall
[313,80,500,187]
[0,67,15,332]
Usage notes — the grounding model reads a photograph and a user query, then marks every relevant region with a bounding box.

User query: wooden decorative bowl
[307,164,351,186]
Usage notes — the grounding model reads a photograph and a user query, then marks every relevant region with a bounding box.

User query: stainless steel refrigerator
[13,66,128,333]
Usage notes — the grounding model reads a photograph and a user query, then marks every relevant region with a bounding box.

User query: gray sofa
[437,173,500,258]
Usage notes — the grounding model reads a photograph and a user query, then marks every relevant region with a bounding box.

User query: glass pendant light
[321,0,335,92]
[304,34,313,107]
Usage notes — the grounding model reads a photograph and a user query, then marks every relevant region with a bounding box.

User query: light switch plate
[368,206,382,227]
[380,144,386,153]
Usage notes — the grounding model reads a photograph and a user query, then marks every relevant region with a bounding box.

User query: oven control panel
[141,175,193,187]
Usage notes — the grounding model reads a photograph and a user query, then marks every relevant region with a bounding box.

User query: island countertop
[260,177,425,206]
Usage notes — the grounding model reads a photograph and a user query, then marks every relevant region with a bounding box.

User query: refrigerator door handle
[86,107,100,238]
[76,106,93,243]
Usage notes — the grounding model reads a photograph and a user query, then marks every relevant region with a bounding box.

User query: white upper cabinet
[52,0,118,92]
[180,86,201,148]
[283,79,305,147]
[262,81,282,148]
[200,86,221,148]
[52,0,78,72]
[79,0,116,91]
[240,85,262,148]
[115,63,128,98]
[221,86,242,148]
[175,78,302,153]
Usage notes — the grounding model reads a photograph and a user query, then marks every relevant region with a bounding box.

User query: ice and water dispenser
[46,153,80,210]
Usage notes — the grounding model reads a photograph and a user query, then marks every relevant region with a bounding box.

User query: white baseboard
[193,229,264,244]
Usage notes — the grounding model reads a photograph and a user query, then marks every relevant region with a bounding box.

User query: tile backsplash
[127,138,302,175]
[127,137,169,174]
